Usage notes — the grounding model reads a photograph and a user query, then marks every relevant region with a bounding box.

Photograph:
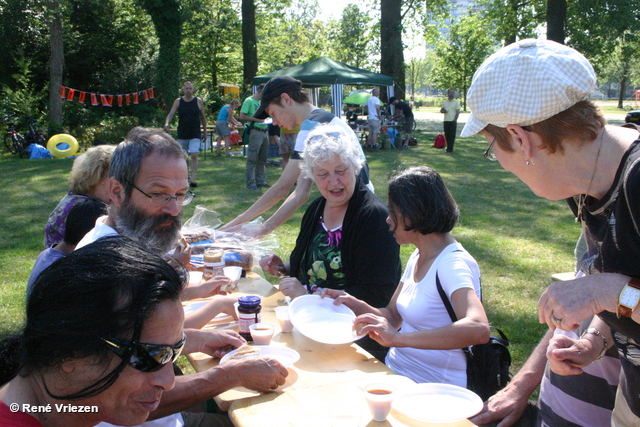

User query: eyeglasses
[484,138,498,161]
[126,180,195,206]
[102,333,187,373]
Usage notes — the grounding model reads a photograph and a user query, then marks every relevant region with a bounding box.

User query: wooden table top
[186,271,477,426]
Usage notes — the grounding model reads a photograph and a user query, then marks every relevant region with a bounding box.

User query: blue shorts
[178,138,200,154]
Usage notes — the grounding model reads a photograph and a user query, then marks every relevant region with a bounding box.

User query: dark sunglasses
[102,333,187,373]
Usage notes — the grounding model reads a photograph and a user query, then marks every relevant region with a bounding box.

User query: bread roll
[353,322,366,335]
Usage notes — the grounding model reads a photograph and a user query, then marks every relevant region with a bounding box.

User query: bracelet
[580,327,608,362]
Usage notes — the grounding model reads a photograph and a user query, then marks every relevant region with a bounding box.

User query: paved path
[412,110,626,134]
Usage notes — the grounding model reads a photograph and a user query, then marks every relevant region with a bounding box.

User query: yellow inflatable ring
[47,134,79,158]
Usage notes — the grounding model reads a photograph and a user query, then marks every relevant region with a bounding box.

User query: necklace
[576,128,605,222]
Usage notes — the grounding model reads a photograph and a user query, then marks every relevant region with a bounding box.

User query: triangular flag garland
[59,86,156,108]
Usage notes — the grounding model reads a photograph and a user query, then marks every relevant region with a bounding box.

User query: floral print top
[303,217,345,293]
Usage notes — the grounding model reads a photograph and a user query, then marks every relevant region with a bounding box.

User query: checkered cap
[461,39,596,137]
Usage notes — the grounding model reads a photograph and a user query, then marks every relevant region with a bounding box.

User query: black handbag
[436,272,511,401]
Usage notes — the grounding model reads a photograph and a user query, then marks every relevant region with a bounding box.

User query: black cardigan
[289,178,401,308]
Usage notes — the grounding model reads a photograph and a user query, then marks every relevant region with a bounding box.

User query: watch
[617,278,640,318]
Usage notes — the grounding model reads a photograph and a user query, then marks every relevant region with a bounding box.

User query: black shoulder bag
[436,272,511,401]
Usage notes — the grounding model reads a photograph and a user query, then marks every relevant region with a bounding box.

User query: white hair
[301,124,364,179]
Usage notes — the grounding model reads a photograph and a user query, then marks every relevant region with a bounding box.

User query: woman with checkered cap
[464,39,640,427]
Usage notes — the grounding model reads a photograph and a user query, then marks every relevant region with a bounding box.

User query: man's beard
[114,200,182,255]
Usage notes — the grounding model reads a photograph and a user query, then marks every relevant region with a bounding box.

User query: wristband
[580,328,608,361]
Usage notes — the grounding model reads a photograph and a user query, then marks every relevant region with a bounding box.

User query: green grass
[0,126,599,375]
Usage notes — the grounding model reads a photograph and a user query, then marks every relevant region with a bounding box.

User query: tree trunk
[48,0,64,131]
[618,76,627,109]
[504,0,518,45]
[242,0,258,87]
[547,0,566,44]
[138,0,181,110]
[380,0,405,98]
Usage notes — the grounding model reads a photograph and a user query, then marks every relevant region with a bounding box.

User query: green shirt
[240,97,268,129]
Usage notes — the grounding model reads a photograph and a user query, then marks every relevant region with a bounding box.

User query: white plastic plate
[391,383,483,423]
[220,345,300,367]
[289,294,363,344]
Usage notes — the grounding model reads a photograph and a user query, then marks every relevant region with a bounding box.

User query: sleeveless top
[217,105,230,122]
[177,97,201,139]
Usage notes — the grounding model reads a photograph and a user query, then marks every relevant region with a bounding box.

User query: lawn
[1,119,608,378]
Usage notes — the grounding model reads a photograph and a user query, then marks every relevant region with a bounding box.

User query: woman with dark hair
[323,166,490,387]
[0,235,186,426]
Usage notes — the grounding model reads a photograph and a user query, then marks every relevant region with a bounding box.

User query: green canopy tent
[252,57,394,118]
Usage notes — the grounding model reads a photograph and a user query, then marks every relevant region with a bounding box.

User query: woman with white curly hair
[260,124,401,359]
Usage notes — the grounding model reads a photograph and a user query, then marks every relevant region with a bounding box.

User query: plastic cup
[188,270,203,285]
[223,266,242,286]
[363,382,396,422]
[249,322,274,345]
[275,306,294,333]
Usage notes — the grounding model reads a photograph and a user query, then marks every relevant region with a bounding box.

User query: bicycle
[3,113,27,158]
[24,116,47,147]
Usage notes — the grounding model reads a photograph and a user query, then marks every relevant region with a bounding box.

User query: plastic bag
[182,205,223,230]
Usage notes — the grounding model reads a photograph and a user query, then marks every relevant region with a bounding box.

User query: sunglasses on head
[101,333,187,373]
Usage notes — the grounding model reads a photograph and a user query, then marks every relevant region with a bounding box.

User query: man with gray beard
[76,127,288,427]
[76,127,189,258]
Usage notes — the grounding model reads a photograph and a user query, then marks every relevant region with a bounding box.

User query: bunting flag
[58,86,156,108]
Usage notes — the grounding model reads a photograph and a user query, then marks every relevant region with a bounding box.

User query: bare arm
[222,159,303,230]
[149,356,288,419]
[469,329,551,427]
[183,295,238,330]
[258,174,313,235]
[164,99,180,131]
[454,108,460,122]
[238,111,263,124]
[198,97,207,139]
[228,108,242,127]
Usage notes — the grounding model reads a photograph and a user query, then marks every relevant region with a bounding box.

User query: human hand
[440,108,447,114]
[222,356,289,392]
[320,288,356,309]
[546,334,599,376]
[468,384,531,427]
[352,313,397,347]
[169,243,192,267]
[538,275,619,331]
[260,254,287,277]
[278,277,307,299]
[183,329,246,358]
[185,276,231,300]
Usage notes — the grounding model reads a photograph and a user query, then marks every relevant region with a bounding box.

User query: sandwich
[228,345,261,360]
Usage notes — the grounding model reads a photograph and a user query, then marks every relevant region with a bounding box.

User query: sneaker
[258,183,271,188]
[247,185,259,190]
[190,181,198,187]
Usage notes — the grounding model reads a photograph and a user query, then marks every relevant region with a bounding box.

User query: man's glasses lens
[125,179,195,207]
[149,191,194,206]
[102,333,187,372]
